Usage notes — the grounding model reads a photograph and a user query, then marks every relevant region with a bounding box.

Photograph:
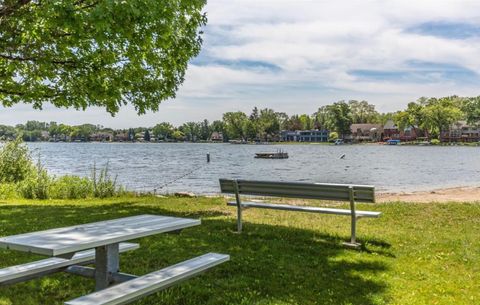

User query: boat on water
[386,139,401,145]
[255,149,289,159]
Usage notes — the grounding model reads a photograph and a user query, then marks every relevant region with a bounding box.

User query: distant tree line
[1,96,479,142]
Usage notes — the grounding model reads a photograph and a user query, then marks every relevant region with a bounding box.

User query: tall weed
[92,162,120,198]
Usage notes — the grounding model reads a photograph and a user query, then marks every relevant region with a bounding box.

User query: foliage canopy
[0,0,207,114]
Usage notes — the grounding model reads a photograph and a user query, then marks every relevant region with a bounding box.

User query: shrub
[0,183,18,199]
[18,158,50,199]
[329,132,339,141]
[92,162,120,198]
[0,139,124,200]
[430,139,441,145]
[49,176,94,199]
[0,137,34,183]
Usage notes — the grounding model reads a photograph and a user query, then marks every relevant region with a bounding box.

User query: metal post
[343,186,360,248]
[95,243,120,291]
[207,153,210,163]
[233,180,242,233]
[349,186,357,244]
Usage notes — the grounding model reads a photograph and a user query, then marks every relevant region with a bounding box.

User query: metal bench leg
[233,180,242,233]
[343,187,361,249]
[95,243,120,291]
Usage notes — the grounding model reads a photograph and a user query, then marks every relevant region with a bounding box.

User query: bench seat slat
[0,243,139,285]
[227,201,381,218]
[64,253,230,305]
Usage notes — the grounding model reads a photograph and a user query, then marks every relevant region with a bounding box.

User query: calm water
[26,142,480,194]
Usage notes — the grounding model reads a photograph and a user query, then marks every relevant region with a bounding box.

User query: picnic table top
[0,214,200,257]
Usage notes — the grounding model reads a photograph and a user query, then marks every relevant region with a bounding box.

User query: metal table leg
[94,243,120,291]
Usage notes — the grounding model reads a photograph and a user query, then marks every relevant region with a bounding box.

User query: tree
[70,124,96,141]
[0,125,16,140]
[223,112,248,140]
[249,107,259,121]
[0,0,207,114]
[144,130,151,142]
[420,97,463,138]
[394,101,425,136]
[128,128,135,141]
[172,130,185,141]
[258,108,280,141]
[275,112,289,130]
[199,119,211,141]
[328,101,352,138]
[462,96,480,126]
[285,115,303,131]
[243,120,257,141]
[152,122,174,141]
[349,100,380,124]
[314,106,333,130]
[180,122,201,142]
[298,114,313,130]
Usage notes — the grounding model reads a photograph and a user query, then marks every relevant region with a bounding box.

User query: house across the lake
[209,131,224,142]
[90,132,113,142]
[348,124,383,142]
[441,121,480,142]
[383,120,424,141]
[281,130,329,142]
[383,120,400,140]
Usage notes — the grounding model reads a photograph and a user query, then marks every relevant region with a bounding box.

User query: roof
[383,120,397,130]
[350,124,383,132]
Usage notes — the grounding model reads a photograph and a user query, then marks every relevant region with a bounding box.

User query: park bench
[219,179,381,248]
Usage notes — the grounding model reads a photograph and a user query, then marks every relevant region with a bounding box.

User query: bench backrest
[219,179,375,203]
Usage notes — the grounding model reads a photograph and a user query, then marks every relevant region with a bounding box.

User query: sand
[377,186,480,203]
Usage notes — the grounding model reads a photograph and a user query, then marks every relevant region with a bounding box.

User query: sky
[1,0,480,128]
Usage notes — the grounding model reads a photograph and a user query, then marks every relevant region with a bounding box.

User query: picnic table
[0,214,229,305]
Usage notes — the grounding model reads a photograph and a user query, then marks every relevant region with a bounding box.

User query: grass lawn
[0,195,479,305]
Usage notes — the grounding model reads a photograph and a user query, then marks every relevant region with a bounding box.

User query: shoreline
[377,186,480,203]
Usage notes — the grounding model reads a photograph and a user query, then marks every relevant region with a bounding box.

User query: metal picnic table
[0,215,229,304]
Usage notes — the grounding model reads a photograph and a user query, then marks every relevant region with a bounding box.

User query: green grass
[0,196,479,305]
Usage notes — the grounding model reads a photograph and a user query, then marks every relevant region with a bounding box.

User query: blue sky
[1,0,480,128]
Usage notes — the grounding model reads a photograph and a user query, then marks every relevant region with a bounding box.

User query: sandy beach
[377,186,480,203]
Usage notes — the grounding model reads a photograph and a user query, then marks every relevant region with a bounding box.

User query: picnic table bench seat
[220,179,381,248]
[0,243,139,286]
[65,253,230,305]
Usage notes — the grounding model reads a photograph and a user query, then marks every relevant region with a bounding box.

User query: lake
[27,142,480,194]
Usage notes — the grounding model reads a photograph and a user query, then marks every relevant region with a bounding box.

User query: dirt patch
[377,186,480,203]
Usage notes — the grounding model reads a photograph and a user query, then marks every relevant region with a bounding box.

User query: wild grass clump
[18,158,50,199]
[91,162,124,198]
[0,138,125,199]
[48,176,94,199]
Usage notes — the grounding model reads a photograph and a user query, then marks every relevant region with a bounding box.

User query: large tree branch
[0,53,78,66]
[0,0,32,18]
[0,87,61,98]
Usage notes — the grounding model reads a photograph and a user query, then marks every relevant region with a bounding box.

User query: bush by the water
[48,176,94,199]
[0,137,34,183]
[0,138,123,199]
